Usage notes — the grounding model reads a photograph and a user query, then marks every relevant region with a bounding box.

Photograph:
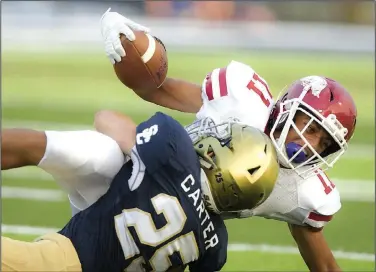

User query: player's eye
[305,124,316,134]
[322,140,332,150]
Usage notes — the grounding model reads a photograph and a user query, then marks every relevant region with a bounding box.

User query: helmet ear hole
[248,166,261,175]
[207,145,214,155]
[264,144,267,153]
[329,90,334,102]
[207,145,218,164]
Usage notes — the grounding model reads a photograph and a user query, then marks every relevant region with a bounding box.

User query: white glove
[100,8,150,64]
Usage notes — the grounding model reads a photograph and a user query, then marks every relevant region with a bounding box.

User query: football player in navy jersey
[2,111,279,272]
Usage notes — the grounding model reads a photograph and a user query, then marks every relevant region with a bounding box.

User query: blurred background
[2,1,374,271]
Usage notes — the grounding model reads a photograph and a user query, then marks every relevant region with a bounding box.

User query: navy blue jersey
[59,112,228,272]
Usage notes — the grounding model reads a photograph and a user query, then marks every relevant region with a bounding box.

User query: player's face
[284,112,333,158]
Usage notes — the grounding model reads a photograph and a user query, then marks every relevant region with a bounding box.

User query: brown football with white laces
[113,31,168,91]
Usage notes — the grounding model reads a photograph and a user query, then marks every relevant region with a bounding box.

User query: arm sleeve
[38,130,125,212]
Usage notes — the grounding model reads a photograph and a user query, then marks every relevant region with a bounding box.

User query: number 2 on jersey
[247,72,273,107]
[114,194,199,271]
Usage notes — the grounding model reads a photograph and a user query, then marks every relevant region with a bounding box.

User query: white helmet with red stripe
[267,76,357,178]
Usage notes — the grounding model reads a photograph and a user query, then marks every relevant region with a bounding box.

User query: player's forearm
[94,110,136,156]
[288,224,341,272]
[303,256,341,272]
[1,129,46,170]
[134,77,203,113]
[303,247,341,272]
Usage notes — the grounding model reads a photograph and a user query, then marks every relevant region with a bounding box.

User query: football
[113,31,168,91]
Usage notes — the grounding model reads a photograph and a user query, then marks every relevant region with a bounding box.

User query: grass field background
[2,50,375,271]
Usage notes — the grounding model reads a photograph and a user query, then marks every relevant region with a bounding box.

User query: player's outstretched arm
[288,223,341,272]
[1,129,47,170]
[100,9,203,114]
[2,128,124,185]
[2,128,125,213]
[139,77,202,114]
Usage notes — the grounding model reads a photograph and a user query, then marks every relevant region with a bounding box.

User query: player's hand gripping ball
[113,31,168,91]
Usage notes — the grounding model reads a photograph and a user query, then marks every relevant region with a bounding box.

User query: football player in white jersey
[100,9,358,272]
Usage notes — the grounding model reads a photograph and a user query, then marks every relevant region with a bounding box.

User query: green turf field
[2,50,375,271]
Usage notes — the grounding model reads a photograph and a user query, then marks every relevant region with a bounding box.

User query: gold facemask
[195,123,279,213]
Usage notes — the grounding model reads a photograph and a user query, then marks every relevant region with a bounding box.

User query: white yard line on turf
[3,119,94,130]
[2,224,373,262]
[2,224,59,236]
[2,119,374,159]
[227,243,375,262]
[2,186,66,202]
[2,174,374,203]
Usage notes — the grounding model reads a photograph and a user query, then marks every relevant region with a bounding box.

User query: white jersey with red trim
[238,168,341,228]
[197,60,274,132]
[196,60,341,228]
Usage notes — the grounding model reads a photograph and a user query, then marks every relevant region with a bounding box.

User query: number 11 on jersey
[247,72,273,107]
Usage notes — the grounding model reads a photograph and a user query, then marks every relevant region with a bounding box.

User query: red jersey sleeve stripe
[308,212,333,222]
[218,67,228,97]
[205,72,214,101]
